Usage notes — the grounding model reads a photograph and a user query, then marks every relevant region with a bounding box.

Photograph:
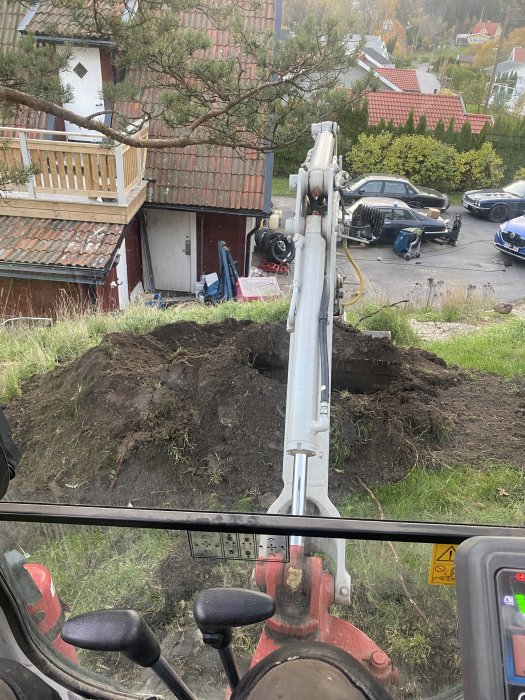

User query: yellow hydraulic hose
[342,239,365,308]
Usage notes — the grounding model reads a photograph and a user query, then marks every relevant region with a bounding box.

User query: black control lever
[61,609,197,700]
[193,588,275,690]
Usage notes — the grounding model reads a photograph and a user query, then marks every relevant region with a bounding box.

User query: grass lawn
[272,176,293,196]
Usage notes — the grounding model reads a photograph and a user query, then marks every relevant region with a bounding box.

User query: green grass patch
[0,298,290,402]
[30,527,174,617]
[272,176,293,196]
[424,318,525,378]
[337,462,524,695]
[340,462,525,525]
[348,303,419,346]
[448,192,463,206]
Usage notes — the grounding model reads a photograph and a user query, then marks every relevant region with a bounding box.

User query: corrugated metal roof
[367,92,493,133]
[0,0,26,52]
[0,217,122,269]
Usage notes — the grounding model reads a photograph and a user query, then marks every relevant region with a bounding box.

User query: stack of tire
[255,227,295,264]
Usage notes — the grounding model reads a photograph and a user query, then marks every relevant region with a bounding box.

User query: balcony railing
[0,124,148,206]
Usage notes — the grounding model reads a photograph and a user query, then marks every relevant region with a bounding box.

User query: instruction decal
[428,543,457,585]
[188,532,289,562]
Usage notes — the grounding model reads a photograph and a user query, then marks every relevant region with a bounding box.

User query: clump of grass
[167,430,195,464]
[0,298,290,402]
[353,303,419,346]
[425,318,525,378]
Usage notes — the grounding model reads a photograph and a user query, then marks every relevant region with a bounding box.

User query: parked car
[494,215,525,262]
[463,180,525,223]
[342,174,450,211]
[344,198,449,243]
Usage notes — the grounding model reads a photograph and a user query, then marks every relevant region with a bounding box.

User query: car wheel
[255,227,269,249]
[270,235,295,263]
[488,204,509,223]
[404,254,411,260]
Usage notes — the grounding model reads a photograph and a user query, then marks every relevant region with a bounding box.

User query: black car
[463,180,525,223]
[345,198,449,243]
[342,174,450,211]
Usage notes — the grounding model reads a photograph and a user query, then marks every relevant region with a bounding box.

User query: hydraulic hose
[342,238,365,308]
[318,276,330,407]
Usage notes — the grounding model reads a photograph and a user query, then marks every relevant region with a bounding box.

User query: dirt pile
[5,319,525,509]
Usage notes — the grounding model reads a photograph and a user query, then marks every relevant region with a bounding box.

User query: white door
[146,210,196,293]
[60,47,105,141]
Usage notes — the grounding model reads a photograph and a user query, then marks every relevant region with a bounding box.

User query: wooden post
[135,145,142,185]
[18,132,37,199]
[114,144,126,206]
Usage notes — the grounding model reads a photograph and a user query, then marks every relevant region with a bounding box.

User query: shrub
[514,166,525,180]
[382,134,460,191]
[457,142,504,191]
[347,133,504,192]
[346,132,395,175]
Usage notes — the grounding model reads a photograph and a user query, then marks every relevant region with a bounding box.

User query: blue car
[494,215,525,261]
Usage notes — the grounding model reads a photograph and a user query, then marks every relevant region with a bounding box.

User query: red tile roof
[375,68,420,92]
[470,21,501,37]
[512,47,525,62]
[0,218,123,269]
[22,1,128,38]
[0,0,25,52]
[118,4,274,212]
[367,92,493,133]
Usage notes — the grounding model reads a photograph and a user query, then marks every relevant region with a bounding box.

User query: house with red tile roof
[467,21,502,45]
[340,56,422,93]
[0,0,274,315]
[374,68,420,93]
[366,92,493,133]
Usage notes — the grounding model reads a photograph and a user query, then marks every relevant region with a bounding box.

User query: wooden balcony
[0,125,148,224]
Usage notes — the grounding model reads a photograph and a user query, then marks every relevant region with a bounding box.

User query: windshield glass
[0,518,463,700]
[1,2,525,698]
[503,181,525,196]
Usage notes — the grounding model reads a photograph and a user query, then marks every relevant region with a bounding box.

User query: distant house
[366,92,493,133]
[374,68,420,93]
[345,35,393,65]
[466,21,502,45]
[485,48,525,112]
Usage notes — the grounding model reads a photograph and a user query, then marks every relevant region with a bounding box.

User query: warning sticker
[428,543,457,585]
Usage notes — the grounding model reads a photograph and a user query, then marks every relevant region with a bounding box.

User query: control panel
[456,536,525,700]
[496,568,525,697]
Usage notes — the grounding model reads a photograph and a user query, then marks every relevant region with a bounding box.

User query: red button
[516,573,525,582]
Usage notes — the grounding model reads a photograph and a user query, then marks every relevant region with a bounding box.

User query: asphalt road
[271,195,525,305]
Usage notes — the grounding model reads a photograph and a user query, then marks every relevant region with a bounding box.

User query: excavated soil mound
[5,319,525,509]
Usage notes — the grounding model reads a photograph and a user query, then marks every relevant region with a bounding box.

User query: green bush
[514,166,525,180]
[382,134,460,191]
[346,133,503,191]
[346,131,395,175]
[457,142,504,190]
